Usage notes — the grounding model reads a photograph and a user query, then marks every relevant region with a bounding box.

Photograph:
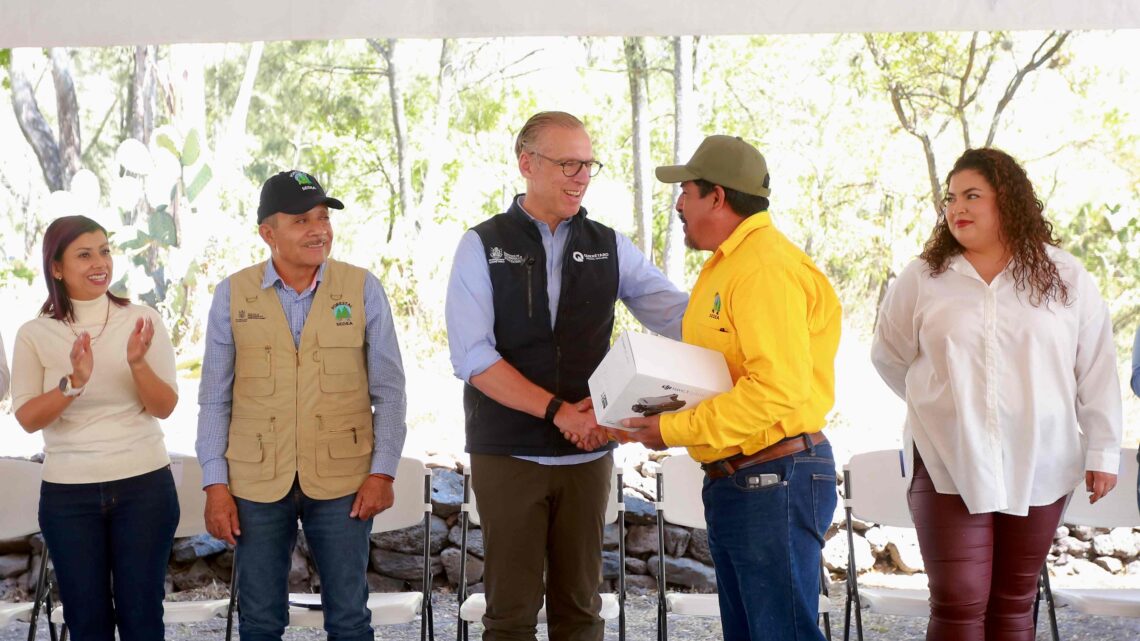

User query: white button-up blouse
[871,246,1122,515]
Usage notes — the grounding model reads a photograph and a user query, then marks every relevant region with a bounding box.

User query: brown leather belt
[701,432,828,479]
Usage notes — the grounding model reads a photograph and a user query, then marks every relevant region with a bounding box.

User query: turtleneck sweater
[11,295,177,483]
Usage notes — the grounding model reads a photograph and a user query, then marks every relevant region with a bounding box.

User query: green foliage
[1,48,10,91]
[155,131,180,157]
[0,33,1137,378]
[186,164,213,202]
[1060,203,1140,349]
[180,129,201,166]
[0,258,36,286]
[147,206,178,245]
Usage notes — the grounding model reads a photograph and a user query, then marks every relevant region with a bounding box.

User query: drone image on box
[630,394,687,417]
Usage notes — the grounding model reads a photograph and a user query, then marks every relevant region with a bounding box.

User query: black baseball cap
[256,170,345,224]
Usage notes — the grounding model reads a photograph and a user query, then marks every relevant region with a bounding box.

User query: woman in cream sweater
[11,215,180,640]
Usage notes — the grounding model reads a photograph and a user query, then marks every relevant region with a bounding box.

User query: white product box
[588,331,733,430]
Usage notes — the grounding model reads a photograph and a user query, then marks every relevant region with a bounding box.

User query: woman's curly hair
[919,147,1069,307]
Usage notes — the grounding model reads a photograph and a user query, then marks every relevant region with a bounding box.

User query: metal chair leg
[1040,565,1060,641]
[26,549,51,641]
[225,548,239,641]
[820,556,832,641]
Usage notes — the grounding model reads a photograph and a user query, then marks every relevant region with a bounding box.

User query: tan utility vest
[225,259,372,502]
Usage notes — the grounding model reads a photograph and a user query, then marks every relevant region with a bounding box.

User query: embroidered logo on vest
[488,246,525,265]
[235,309,267,323]
[332,302,353,326]
[709,292,722,320]
[573,251,610,262]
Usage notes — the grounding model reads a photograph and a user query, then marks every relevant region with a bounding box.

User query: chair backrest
[843,449,914,527]
[171,454,209,538]
[463,463,623,527]
[1061,448,1140,529]
[0,457,43,539]
[657,455,706,530]
[372,457,432,533]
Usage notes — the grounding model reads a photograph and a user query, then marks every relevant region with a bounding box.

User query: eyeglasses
[529,151,604,178]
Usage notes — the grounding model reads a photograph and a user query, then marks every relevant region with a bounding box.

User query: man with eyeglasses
[445,111,688,641]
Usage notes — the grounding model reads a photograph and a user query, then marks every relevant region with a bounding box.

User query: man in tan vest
[196,170,407,641]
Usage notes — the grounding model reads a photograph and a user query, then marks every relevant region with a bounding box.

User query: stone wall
[4,458,1140,602]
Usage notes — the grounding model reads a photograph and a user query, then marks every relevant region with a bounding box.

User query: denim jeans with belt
[38,466,180,641]
[702,438,837,641]
[233,478,374,641]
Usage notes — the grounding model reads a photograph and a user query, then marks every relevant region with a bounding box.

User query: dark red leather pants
[908,454,1065,641]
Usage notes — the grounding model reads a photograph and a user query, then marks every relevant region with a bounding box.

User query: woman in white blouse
[872,148,1122,641]
[11,215,179,641]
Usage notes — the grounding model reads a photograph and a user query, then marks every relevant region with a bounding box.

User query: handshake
[552,397,667,451]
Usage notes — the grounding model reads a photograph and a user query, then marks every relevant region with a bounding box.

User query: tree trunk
[49,48,82,188]
[170,44,207,140]
[417,39,456,226]
[9,49,65,192]
[369,38,413,238]
[128,45,157,143]
[665,36,697,282]
[624,37,652,260]
[127,45,157,225]
[217,41,264,177]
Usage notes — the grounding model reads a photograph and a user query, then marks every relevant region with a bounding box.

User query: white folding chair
[841,449,925,641]
[1049,448,1140,619]
[50,455,232,627]
[284,457,434,640]
[655,455,834,641]
[455,464,626,640]
[0,458,57,641]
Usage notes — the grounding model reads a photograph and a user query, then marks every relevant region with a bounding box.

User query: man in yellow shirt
[620,135,842,641]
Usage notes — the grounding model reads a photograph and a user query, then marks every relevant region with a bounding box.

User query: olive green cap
[655,135,771,197]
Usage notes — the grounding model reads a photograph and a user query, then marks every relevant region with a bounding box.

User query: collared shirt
[660,212,842,463]
[871,248,1122,515]
[1132,324,1140,398]
[196,260,407,487]
[446,196,689,464]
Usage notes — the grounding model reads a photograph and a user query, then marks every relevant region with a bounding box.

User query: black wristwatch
[544,396,565,423]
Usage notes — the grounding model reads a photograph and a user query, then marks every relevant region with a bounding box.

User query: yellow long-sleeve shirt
[660,211,842,463]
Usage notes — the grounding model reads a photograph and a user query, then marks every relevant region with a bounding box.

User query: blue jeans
[234,479,373,641]
[703,437,837,641]
[38,466,179,641]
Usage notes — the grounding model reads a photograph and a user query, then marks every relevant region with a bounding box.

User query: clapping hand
[68,332,93,388]
[127,317,154,367]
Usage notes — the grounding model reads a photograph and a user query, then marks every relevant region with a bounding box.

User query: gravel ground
[6,586,1140,641]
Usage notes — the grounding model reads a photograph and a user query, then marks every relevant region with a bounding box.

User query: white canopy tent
[2,0,1140,48]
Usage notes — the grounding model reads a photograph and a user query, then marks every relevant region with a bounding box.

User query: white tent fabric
[3,0,1140,48]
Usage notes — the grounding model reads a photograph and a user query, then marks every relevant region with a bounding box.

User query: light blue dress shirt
[445,197,689,464]
[196,260,407,488]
